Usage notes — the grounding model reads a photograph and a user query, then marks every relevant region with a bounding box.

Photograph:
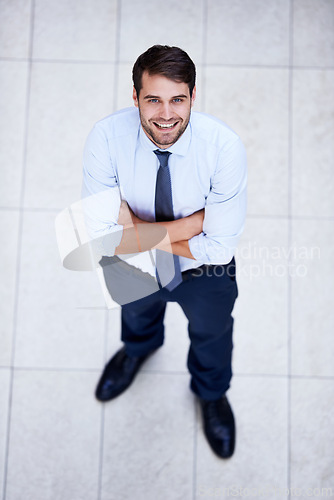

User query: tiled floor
[1,1,334,499]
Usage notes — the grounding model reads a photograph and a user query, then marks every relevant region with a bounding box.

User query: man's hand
[185,209,204,239]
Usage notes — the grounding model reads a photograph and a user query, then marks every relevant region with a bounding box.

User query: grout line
[0,57,30,62]
[97,405,105,500]
[199,63,334,71]
[1,59,334,73]
[285,374,334,381]
[246,213,290,219]
[0,57,116,65]
[2,364,333,380]
[201,0,208,114]
[201,0,208,68]
[96,0,122,462]
[103,307,110,358]
[2,206,334,221]
[97,305,111,500]
[287,0,294,492]
[192,399,199,500]
[246,213,334,221]
[112,0,122,113]
[0,208,22,212]
[193,4,207,498]
[284,215,334,220]
[97,3,122,494]
[200,0,208,115]
[11,366,102,373]
[0,207,61,213]
[2,1,35,499]
[2,365,189,375]
[28,58,115,65]
[233,372,290,379]
[76,307,110,311]
[287,65,334,71]
[233,372,334,381]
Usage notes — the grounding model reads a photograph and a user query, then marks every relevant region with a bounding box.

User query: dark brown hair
[132,45,196,97]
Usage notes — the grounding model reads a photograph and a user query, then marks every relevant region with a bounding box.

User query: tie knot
[154,150,171,168]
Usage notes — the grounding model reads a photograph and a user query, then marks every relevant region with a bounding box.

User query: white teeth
[156,122,176,129]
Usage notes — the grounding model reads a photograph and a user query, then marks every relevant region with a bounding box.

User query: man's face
[133,71,196,149]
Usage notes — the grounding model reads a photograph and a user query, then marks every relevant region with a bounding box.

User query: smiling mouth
[153,121,178,130]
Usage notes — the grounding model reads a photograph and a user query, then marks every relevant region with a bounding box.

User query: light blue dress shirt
[82,107,247,272]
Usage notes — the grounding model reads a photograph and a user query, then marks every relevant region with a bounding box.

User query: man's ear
[191,85,196,107]
[133,86,139,108]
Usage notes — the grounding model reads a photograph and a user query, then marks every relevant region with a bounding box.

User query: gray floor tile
[206,0,290,66]
[101,372,195,500]
[15,211,106,369]
[0,61,28,208]
[32,0,117,61]
[191,64,204,111]
[291,220,334,376]
[292,69,334,217]
[195,376,288,499]
[118,0,204,65]
[0,0,31,58]
[233,218,289,376]
[0,369,11,496]
[0,211,20,366]
[116,63,136,111]
[293,0,334,67]
[204,66,289,216]
[291,378,334,491]
[6,369,101,500]
[23,62,114,210]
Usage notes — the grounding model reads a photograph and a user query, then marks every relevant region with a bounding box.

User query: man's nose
[160,102,173,120]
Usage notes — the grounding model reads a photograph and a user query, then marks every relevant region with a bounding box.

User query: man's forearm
[154,216,200,244]
[159,240,195,259]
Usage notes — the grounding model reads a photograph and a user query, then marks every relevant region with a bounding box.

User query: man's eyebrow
[143,94,188,100]
[143,94,160,100]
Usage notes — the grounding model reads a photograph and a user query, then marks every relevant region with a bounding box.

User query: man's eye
[173,98,182,103]
[149,99,159,103]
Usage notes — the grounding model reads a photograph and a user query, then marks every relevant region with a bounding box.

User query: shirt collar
[139,115,192,157]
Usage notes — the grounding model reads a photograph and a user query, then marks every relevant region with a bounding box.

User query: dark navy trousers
[121,258,238,400]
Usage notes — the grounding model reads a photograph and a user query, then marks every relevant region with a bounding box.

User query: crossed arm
[114,201,204,260]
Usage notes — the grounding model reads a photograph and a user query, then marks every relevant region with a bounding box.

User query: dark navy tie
[154,150,182,291]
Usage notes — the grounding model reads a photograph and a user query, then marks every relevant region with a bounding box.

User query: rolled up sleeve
[82,124,123,256]
[188,138,247,264]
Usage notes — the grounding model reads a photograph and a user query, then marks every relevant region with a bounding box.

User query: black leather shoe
[199,395,235,458]
[95,346,155,402]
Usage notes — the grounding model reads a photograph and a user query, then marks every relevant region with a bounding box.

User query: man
[82,45,247,459]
